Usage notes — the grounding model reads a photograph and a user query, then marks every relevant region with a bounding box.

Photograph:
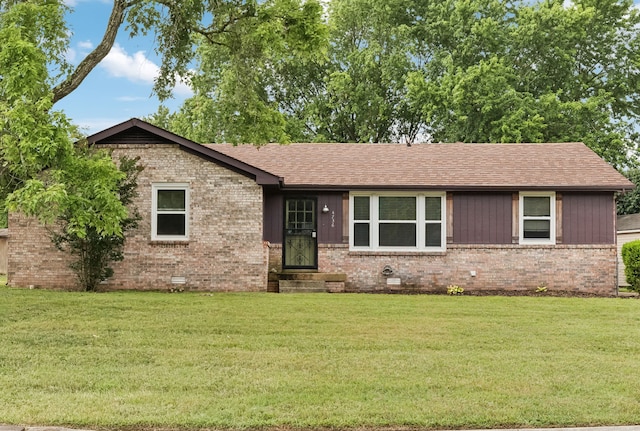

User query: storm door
[283,198,318,269]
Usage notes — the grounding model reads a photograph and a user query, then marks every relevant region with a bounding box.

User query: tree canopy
[407,0,640,169]
[0,0,128,237]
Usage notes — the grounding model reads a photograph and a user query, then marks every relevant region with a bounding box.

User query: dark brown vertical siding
[263,192,283,243]
[453,193,512,244]
[263,191,344,244]
[317,193,344,244]
[562,193,614,244]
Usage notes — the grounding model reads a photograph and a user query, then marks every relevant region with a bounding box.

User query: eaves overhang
[276,184,633,193]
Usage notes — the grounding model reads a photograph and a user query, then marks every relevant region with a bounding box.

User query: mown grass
[2,288,640,430]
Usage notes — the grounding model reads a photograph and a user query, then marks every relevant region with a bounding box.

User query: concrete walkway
[3,427,640,431]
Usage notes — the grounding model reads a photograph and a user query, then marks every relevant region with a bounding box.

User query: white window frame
[519,191,555,245]
[349,192,446,252]
[152,183,190,241]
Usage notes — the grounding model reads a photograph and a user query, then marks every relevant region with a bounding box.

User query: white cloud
[78,40,94,50]
[66,48,77,63]
[100,43,193,96]
[101,43,159,84]
[65,40,94,64]
[173,76,193,96]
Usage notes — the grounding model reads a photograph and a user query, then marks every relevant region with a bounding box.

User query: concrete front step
[279,280,327,293]
[271,271,347,293]
[270,272,347,282]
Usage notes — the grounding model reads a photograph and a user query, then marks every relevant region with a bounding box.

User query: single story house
[616,213,640,286]
[8,118,635,295]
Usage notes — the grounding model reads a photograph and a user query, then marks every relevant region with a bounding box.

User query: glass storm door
[283,198,318,269]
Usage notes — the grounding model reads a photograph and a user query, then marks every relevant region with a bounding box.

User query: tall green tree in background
[617,169,640,214]
[274,0,423,143]
[3,0,640,219]
[146,0,328,144]
[406,0,640,169]
[151,0,419,143]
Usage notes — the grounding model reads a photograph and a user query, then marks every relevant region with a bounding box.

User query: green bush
[621,240,640,292]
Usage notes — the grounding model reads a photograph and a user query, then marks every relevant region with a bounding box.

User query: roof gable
[88,126,174,145]
[86,118,281,186]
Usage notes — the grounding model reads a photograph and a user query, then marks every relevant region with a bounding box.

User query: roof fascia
[277,184,629,192]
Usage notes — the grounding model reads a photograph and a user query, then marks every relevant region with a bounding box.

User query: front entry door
[283,198,318,269]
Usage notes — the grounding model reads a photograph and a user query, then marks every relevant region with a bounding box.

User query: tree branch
[193,8,256,48]
[52,0,133,104]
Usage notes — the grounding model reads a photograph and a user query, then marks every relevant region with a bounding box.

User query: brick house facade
[7,118,634,295]
[9,125,279,291]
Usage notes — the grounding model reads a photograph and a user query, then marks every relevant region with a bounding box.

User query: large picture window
[519,192,555,244]
[350,192,446,251]
[152,183,189,240]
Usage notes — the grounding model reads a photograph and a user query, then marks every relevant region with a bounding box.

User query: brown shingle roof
[207,142,633,191]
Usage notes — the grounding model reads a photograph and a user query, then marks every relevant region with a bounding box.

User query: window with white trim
[152,183,190,240]
[350,192,446,251]
[519,192,555,244]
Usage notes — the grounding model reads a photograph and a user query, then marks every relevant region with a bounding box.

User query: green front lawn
[1,288,640,429]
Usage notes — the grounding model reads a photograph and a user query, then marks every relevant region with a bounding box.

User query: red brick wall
[8,143,268,291]
[8,215,76,289]
[269,243,617,295]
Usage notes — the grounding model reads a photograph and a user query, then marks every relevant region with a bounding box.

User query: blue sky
[56,0,193,135]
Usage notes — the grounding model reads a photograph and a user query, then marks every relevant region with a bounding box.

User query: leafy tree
[406,0,640,168]
[278,0,422,143]
[1,1,129,239]
[617,169,640,215]
[158,0,640,167]
[0,1,72,216]
[51,156,142,291]
[0,0,142,288]
[146,0,328,143]
[150,0,420,144]
[2,0,327,194]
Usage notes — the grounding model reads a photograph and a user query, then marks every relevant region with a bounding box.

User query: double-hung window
[519,192,555,244]
[152,183,189,240]
[350,192,446,251]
